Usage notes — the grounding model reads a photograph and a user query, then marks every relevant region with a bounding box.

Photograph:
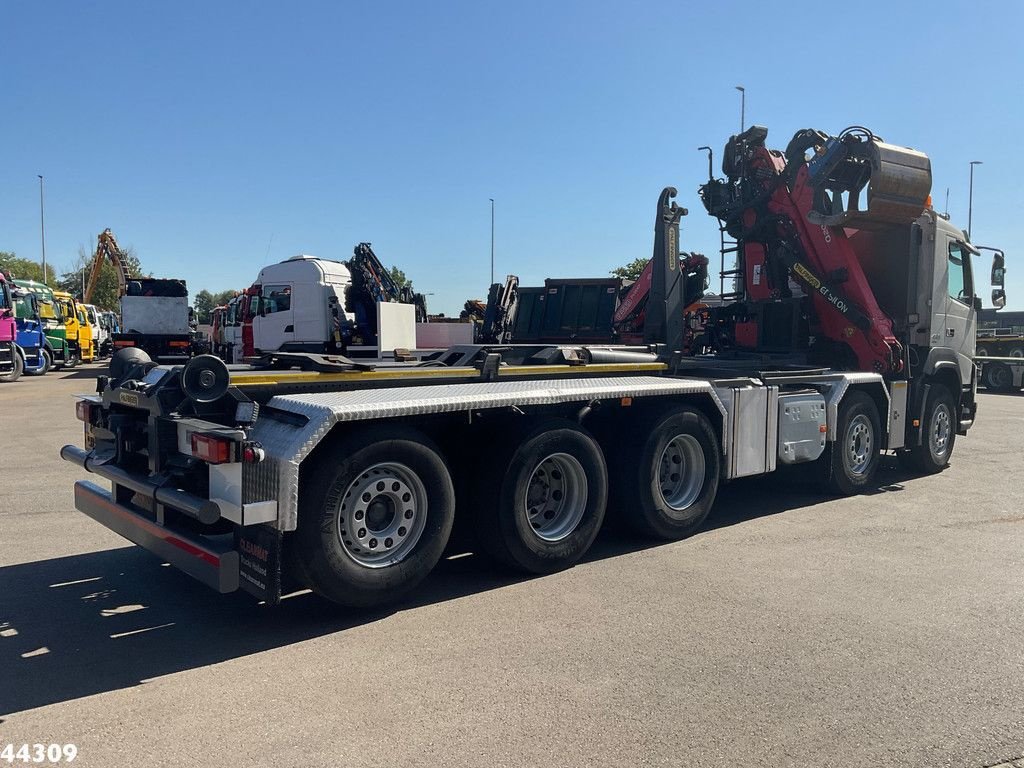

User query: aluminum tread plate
[248,375,726,530]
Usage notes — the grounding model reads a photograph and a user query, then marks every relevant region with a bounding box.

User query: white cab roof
[257,255,351,286]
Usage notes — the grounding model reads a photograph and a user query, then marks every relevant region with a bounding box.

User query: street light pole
[489,198,495,287]
[968,160,983,239]
[38,175,47,285]
[735,86,745,133]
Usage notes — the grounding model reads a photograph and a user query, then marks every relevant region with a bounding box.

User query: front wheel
[292,425,455,608]
[0,346,24,383]
[25,348,52,376]
[610,406,720,540]
[904,385,956,474]
[820,390,881,495]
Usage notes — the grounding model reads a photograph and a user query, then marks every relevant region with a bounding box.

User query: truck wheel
[294,425,455,608]
[905,385,957,474]
[821,391,880,495]
[474,420,607,574]
[983,362,1013,392]
[1010,348,1024,359]
[25,348,52,376]
[0,348,24,383]
[610,407,720,540]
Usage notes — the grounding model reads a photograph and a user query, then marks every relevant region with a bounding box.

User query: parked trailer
[977,356,1024,392]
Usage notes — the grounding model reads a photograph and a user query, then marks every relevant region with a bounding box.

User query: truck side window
[262,285,291,314]
[947,243,972,304]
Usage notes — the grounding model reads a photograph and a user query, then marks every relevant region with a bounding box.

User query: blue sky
[4,0,1022,314]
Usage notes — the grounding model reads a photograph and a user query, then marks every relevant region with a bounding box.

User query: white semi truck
[61,126,1004,608]
[249,255,352,357]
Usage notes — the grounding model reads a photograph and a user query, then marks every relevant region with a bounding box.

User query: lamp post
[968,160,982,239]
[735,86,745,133]
[38,175,47,285]
[489,198,495,286]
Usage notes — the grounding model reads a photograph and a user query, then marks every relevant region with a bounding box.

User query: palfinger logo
[792,262,820,290]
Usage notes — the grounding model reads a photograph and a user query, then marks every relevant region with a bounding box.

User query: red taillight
[190,433,233,464]
[242,445,265,463]
[75,400,93,423]
[168,340,190,348]
[114,340,135,347]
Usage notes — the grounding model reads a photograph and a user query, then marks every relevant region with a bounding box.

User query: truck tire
[609,406,720,540]
[820,390,881,495]
[474,420,607,574]
[25,348,52,376]
[293,425,455,608]
[983,362,1013,392]
[1010,347,1024,359]
[905,385,956,474]
[0,346,23,383]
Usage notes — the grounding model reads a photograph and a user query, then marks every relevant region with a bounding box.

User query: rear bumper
[74,480,239,592]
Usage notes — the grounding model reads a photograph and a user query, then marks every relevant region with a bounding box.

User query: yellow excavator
[83,228,132,304]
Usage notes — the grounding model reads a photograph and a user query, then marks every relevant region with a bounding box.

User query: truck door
[942,239,977,384]
[254,283,293,353]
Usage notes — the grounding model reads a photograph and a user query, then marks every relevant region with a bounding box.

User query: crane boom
[83,229,132,304]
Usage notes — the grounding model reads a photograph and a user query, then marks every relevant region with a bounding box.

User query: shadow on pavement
[0,454,924,717]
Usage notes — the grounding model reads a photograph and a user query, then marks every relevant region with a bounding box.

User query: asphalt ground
[1,366,1023,768]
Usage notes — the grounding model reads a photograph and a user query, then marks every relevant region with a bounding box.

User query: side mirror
[973,296,983,312]
[991,252,1005,287]
[992,289,1007,309]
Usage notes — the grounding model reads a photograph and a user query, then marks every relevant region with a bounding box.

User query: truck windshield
[14,296,36,320]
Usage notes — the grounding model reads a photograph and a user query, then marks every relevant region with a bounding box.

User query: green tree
[610,258,649,281]
[389,265,412,290]
[0,252,58,284]
[56,243,144,310]
[212,289,237,307]
[193,289,215,324]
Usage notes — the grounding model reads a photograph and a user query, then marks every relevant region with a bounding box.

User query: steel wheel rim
[844,414,873,476]
[524,453,588,542]
[930,403,952,458]
[658,434,705,515]
[336,462,428,568]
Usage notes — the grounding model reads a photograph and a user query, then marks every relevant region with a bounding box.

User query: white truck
[250,255,351,357]
[61,125,1003,609]
[112,278,194,361]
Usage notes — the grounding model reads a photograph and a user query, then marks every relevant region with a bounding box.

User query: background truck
[250,255,351,356]
[0,272,23,382]
[82,304,108,359]
[53,290,87,366]
[13,279,76,369]
[61,124,1002,610]
[113,278,194,361]
[12,285,54,375]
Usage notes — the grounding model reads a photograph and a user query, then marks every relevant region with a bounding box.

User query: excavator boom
[83,228,132,304]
